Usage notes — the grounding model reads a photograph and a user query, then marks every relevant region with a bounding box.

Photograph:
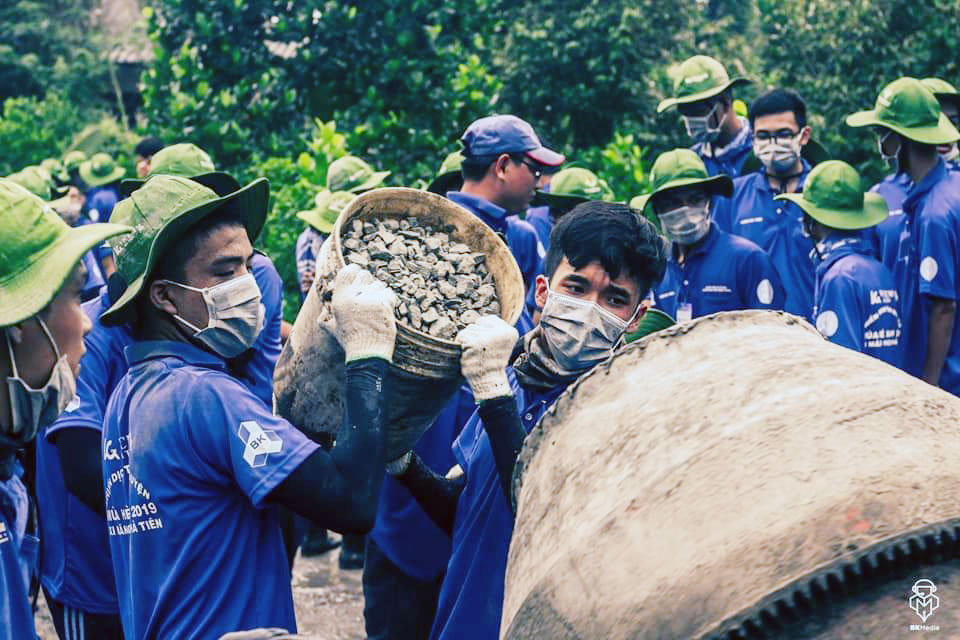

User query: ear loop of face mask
[878,130,901,168]
[683,102,724,143]
[5,317,62,383]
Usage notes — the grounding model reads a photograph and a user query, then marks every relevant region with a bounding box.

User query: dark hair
[135,136,165,158]
[545,201,667,293]
[749,88,807,128]
[151,207,247,284]
[460,153,526,182]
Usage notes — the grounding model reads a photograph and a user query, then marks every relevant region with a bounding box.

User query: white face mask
[878,130,901,170]
[164,273,265,358]
[658,203,712,245]
[539,288,636,372]
[5,318,77,445]
[754,135,801,176]
[682,102,723,144]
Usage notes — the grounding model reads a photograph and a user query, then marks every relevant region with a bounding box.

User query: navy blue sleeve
[242,253,285,406]
[917,209,959,301]
[742,248,786,311]
[815,274,863,352]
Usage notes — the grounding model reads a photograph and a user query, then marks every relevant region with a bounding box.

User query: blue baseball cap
[460,115,565,167]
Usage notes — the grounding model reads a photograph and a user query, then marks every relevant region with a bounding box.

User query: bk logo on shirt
[237,421,283,468]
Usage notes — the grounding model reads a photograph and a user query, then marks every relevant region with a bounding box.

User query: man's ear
[494,154,511,181]
[799,125,812,147]
[626,299,651,333]
[149,280,180,315]
[534,274,550,311]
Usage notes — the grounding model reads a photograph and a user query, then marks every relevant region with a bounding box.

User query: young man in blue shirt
[711,89,816,318]
[634,149,785,321]
[657,55,754,178]
[446,115,562,299]
[295,191,352,302]
[0,179,130,640]
[776,161,902,366]
[36,153,289,640]
[387,201,667,640]
[847,77,960,389]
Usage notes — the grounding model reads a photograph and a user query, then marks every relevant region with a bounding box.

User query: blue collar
[446,191,509,233]
[670,222,720,262]
[125,339,228,370]
[754,159,811,196]
[813,232,868,276]
[903,159,948,213]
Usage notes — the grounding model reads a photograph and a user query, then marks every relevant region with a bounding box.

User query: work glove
[456,315,517,402]
[331,264,397,363]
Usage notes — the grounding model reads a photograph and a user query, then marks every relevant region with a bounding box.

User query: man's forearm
[477,396,526,513]
[923,298,956,386]
[56,427,106,518]
[394,453,465,535]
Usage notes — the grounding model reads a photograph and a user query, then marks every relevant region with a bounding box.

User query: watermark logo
[910,579,940,623]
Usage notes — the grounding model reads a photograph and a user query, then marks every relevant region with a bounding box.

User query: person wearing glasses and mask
[446,115,562,303]
[97,175,397,639]
[639,149,784,322]
[657,55,754,178]
[386,201,667,640]
[848,77,960,391]
[711,89,817,318]
[0,179,130,640]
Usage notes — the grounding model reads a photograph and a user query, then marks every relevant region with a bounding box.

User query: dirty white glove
[332,264,397,363]
[456,315,518,402]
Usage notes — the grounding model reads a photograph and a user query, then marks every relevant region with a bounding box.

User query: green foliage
[756,0,960,183]
[578,133,652,202]
[0,93,87,175]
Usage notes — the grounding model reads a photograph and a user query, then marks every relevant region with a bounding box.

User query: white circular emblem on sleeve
[757,279,774,304]
[920,256,939,282]
[816,310,839,338]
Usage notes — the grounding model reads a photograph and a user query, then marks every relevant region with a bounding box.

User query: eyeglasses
[515,156,543,180]
[754,129,800,145]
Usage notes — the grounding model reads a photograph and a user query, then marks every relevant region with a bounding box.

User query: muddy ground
[35,535,366,639]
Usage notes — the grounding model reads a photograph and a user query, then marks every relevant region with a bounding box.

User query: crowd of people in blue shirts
[1,52,959,640]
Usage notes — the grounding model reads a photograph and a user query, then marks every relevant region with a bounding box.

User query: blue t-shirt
[712,163,815,318]
[0,470,37,639]
[866,171,913,263]
[36,253,285,615]
[295,227,325,302]
[102,341,319,640]
[894,162,960,391]
[653,224,785,320]
[812,234,902,367]
[524,206,553,250]
[692,118,753,178]
[84,186,120,223]
[429,373,566,640]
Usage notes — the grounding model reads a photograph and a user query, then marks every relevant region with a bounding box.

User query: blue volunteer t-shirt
[866,172,913,264]
[37,254,285,616]
[896,162,960,391]
[0,469,37,639]
[712,163,815,318]
[102,341,319,640]
[84,186,120,223]
[524,206,553,250]
[692,118,753,178]
[653,223,785,320]
[812,234,902,367]
[430,372,567,640]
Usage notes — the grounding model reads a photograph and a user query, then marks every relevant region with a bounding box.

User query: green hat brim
[775,191,888,231]
[0,222,131,326]
[99,178,270,326]
[845,110,960,145]
[624,308,675,343]
[119,171,240,198]
[631,174,734,215]
[531,190,591,211]
[426,171,463,196]
[297,209,335,234]
[657,77,752,113]
[349,170,391,193]
[78,163,126,188]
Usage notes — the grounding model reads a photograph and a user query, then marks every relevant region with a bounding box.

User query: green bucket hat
[297,190,355,234]
[427,151,464,196]
[774,160,888,231]
[532,167,615,210]
[0,178,130,326]
[624,308,675,343]
[119,143,239,197]
[629,149,733,215]
[100,175,270,326]
[79,152,127,188]
[62,150,87,174]
[921,77,960,107]
[8,166,65,201]
[41,158,70,185]
[846,77,960,145]
[326,156,390,193]
[657,55,752,113]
